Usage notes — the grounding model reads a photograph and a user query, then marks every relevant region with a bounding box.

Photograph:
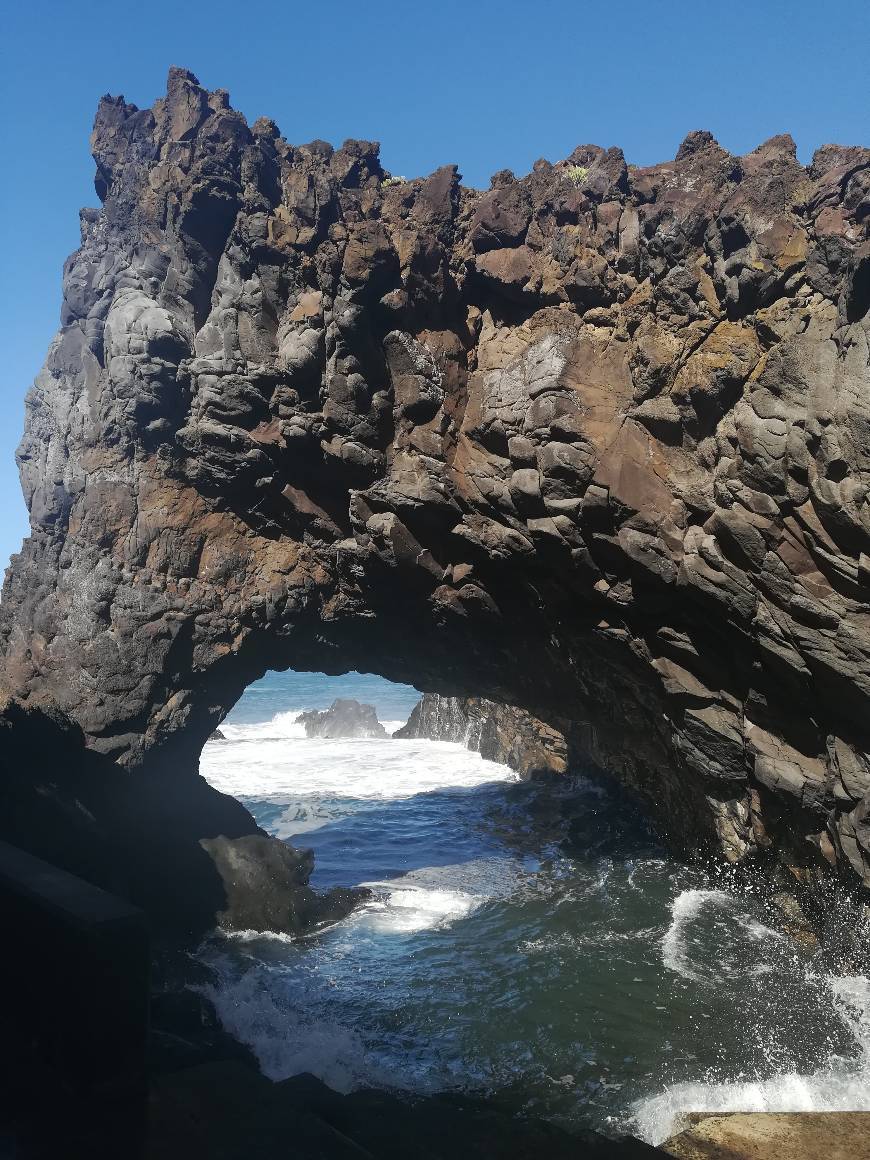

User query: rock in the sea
[299,698,387,739]
[2,67,870,930]
[662,1111,870,1160]
[396,693,568,779]
[199,834,370,934]
[209,728,226,741]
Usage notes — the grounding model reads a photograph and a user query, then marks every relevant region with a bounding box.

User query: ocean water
[198,670,870,1144]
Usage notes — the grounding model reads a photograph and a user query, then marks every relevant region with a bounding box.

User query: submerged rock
[396,693,568,779]
[299,698,387,739]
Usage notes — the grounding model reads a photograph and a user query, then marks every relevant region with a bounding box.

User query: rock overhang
[1,66,869,930]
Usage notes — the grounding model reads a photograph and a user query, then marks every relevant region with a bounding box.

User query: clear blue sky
[1,0,867,576]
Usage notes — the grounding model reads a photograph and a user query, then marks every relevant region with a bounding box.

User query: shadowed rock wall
[2,67,870,924]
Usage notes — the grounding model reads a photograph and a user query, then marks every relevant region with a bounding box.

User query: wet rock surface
[395,692,568,778]
[1,67,870,929]
[662,1110,870,1159]
[299,697,387,738]
[200,833,370,933]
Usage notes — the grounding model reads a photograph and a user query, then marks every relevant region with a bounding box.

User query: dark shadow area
[0,842,149,1159]
[0,701,252,941]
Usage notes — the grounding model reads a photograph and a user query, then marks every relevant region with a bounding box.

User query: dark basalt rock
[0,699,358,938]
[396,693,568,779]
[299,698,387,738]
[200,833,370,934]
[2,67,870,934]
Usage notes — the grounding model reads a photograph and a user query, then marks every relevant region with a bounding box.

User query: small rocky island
[299,698,388,738]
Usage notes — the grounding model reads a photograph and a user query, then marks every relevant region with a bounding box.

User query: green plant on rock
[380,175,407,189]
[565,164,589,187]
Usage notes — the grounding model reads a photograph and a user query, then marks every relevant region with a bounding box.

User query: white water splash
[634,966,870,1143]
[201,712,517,805]
[199,961,384,1089]
[660,889,733,982]
[353,881,480,934]
[217,709,308,741]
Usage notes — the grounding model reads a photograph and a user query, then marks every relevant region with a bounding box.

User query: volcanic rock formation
[395,693,569,779]
[299,698,387,738]
[2,67,870,930]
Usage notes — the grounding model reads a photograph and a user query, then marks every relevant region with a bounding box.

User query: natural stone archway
[2,68,870,931]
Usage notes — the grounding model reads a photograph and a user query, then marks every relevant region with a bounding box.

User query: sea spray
[631,973,870,1144]
[660,889,734,983]
[632,894,870,1144]
[197,669,870,1139]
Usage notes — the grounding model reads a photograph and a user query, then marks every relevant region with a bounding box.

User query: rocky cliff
[2,67,869,928]
[395,693,569,779]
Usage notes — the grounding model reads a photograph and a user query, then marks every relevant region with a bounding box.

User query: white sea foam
[635,928,870,1146]
[216,709,309,742]
[200,710,517,805]
[660,889,733,982]
[199,961,383,1089]
[347,858,519,936]
[353,882,480,934]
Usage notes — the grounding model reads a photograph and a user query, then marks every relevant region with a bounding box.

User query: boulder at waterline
[299,698,387,739]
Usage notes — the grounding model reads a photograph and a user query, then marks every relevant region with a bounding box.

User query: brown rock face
[2,67,870,927]
[662,1111,870,1160]
[395,693,569,780]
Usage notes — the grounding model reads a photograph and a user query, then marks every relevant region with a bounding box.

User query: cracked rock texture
[395,693,569,779]
[2,68,870,925]
[299,698,387,738]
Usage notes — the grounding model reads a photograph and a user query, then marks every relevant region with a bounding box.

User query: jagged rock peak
[1,68,869,935]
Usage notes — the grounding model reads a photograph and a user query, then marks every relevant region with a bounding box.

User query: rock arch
[2,69,870,931]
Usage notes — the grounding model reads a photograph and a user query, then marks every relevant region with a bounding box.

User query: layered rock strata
[395,693,569,779]
[2,67,870,928]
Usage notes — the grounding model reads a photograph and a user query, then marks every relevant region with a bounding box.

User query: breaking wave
[632,893,870,1144]
[197,670,870,1141]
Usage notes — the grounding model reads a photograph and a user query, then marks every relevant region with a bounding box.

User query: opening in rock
[189,669,870,1142]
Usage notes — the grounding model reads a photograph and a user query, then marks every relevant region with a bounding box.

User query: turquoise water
[198,671,870,1143]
